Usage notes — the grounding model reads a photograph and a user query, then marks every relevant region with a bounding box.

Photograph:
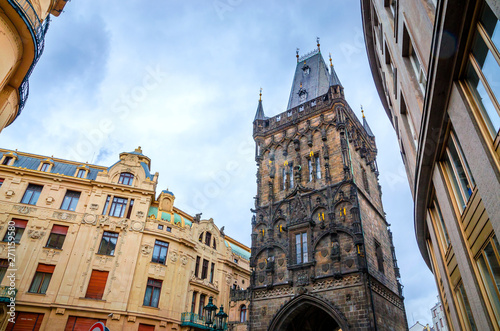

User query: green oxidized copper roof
[148,207,158,218]
[225,240,250,260]
[160,212,172,222]
[184,218,192,227]
[174,213,182,225]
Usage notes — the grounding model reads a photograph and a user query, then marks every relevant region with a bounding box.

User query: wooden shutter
[64,317,106,331]
[36,264,55,273]
[51,225,68,235]
[85,270,109,299]
[6,312,44,331]
[138,324,155,331]
[13,219,28,228]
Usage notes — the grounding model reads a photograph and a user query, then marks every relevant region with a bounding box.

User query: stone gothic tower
[249,46,407,331]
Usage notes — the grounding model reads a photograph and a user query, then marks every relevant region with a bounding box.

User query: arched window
[199,233,203,242]
[213,239,217,250]
[240,305,247,322]
[205,232,212,246]
[118,172,134,185]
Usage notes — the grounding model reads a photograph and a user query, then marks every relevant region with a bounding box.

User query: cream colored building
[0,147,250,331]
[0,0,68,132]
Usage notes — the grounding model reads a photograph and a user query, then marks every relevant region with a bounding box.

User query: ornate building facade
[0,0,68,133]
[0,147,250,330]
[248,45,407,331]
[361,0,500,330]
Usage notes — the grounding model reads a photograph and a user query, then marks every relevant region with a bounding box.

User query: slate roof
[254,99,266,122]
[0,151,103,180]
[287,50,341,110]
[363,117,375,137]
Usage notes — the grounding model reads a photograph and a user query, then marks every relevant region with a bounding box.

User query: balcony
[0,285,17,303]
[180,313,227,330]
[7,0,51,118]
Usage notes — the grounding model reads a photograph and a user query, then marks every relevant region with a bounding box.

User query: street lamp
[204,297,228,331]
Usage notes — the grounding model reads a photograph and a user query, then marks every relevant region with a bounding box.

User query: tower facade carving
[249,46,407,331]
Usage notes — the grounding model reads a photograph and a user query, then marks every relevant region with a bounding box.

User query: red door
[64,316,106,331]
[138,324,155,331]
[6,312,44,331]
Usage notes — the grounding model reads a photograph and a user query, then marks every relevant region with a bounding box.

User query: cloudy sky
[3,0,438,326]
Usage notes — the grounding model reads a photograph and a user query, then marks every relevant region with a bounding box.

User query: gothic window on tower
[315,155,321,179]
[308,158,313,182]
[282,167,287,191]
[362,168,370,195]
[375,240,385,274]
[295,232,308,264]
[289,162,294,188]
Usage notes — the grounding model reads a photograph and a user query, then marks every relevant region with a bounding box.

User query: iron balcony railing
[7,0,51,119]
[0,285,18,303]
[180,312,228,330]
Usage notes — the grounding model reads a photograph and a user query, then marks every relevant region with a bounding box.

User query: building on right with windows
[431,296,449,331]
[361,0,500,330]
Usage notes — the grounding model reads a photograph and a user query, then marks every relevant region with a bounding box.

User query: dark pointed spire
[254,88,266,121]
[329,53,342,87]
[361,106,375,137]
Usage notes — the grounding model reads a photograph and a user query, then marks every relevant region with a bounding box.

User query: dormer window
[302,65,310,75]
[118,172,134,186]
[40,163,50,172]
[2,157,12,165]
[205,232,212,246]
[298,88,308,103]
[76,169,87,178]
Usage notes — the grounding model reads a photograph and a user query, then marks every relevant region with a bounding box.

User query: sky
[2,0,438,326]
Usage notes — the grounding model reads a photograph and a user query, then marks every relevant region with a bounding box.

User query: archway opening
[273,301,342,331]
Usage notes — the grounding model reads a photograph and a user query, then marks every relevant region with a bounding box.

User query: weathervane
[296,48,300,62]
[317,37,320,51]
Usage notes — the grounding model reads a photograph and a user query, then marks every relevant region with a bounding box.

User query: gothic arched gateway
[268,294,348,331]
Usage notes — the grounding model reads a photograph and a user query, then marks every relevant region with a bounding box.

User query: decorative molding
[370,280,405,311]
[55,308,65,315]
[253,286,294,299]
[141,244,152,255]
[27,230,45,239]
[159,321,167,328]
[130,220,145,232]
[13,205,35,214]
[111,314,120,320]
[190,275,219,291]
[312,274,361,292]
[127,316,136,323]
[82,213,98,225]
[53,211,76,221]
[90,204,99,211]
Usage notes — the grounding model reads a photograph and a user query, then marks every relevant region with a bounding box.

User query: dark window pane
[21,184,43,205]
[98,232,118,255]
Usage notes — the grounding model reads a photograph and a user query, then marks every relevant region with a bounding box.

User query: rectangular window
[166,227,171,232]
[308,158,313,182]
[289,162,294,188]
[7,312,44,331]
[315,156,321,179]
[455,282,477,331]
[85,270,109,299]
[21,184,43,205]
[102,195,111,215]
[152,240,169,264]
[443,130,475,213]
[295,232,308,264]
[40,163,50,172]
[201,259,209,279]
[476,235,500,325]
[29,264,55,294]
[195,256,200,277]
[210,262,215,283]
[408,39,427,94]
[97,231,118,256]
[430,198,451,251]
[191,292,197,313]
[45,225,68,249]
[375,240,385,274]
[158,224,164,230]
[76,169,86,178]
[60,190,80,211]
[0,259,8,283]
[143,278,162,307]
[109,196,128,217]
[125,199,134,219]
[465,2,500,138]
[3,219,28,243]
[198,294,206,316]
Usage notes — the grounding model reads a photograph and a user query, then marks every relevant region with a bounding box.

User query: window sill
[80,297,106,301]
[150,261,167,267]
[288,261,315,270]
[43,246,63,250]
[95,253,115,257]
[142,305,160,310]
[26,292,46,296]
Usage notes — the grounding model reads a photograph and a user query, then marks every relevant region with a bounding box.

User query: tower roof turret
[254,88,267,121]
